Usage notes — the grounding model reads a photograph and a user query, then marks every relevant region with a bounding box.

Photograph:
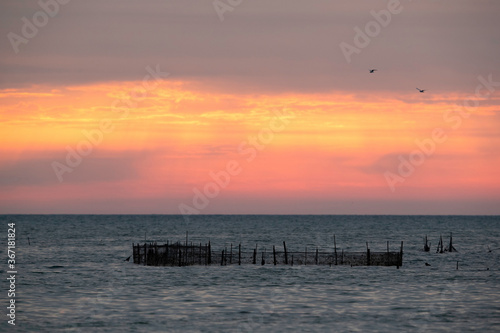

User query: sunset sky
[1,0,499,214]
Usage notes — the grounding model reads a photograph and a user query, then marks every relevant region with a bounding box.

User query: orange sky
[1,1,499,214]
[1,81,499,213]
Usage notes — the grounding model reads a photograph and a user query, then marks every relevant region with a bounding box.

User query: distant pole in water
[334,235,337,265]
[448,233,457,252]
[283,241,288,265]
[424,235,430,252]
[208,241,212,265]
[230,243,233,265]
[401,241,404,260]
[456,261,459,270]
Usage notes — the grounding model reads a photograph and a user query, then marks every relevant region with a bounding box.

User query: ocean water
[2,215,499,332]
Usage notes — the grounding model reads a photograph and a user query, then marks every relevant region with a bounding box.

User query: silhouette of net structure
[132,240,403,267]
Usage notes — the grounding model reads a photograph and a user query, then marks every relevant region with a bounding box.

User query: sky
[1,0,499,214]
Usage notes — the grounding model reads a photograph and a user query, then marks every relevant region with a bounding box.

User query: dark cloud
[1,0,499,93]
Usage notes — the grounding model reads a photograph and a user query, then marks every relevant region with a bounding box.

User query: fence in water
[132,238,404,267]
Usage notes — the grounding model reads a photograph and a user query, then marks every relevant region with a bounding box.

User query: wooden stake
[400,241,404,266]
[284,241,288,265]
[387,241,390,265]
[208,241,212,265]
[238,243,241,265]
[334,235,337,265]
[273,245,277,265]
[166,241,169,266]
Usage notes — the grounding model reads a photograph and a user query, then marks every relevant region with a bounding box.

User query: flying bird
[369,69,377,73]
[416,88,426,93]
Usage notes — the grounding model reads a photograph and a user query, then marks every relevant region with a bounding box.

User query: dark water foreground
[1,215,499,332]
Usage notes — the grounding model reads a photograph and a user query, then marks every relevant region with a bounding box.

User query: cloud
[1,1,499,93]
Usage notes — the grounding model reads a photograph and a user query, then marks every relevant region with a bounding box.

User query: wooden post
[291,254,294,266]
[230,243,233,264]
[253,248,257,265]
[224,247,227,266]
[238,243,241,265]
[273,245,277,265]
[399,241,404,266]
[341,249,344,265]
[305,247,307,265]
[166,241,169,266]
[334,235,338,265]
[456,261,459,270]
[449,233,456,252]
[315,248,318,265]
[132,243,136,264]
[191,242,195,265]
[208,241,212,265]
[144,243,147,266]
[366,242,370,266]
[137,243,141,265]
[178,247,182,267]
[221,250,224,266]
[283,241,288,265]
[261,250,265,265]
[199,243,202,265]
[154,242,158,266]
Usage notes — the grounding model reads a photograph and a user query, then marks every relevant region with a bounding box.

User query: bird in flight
[369,69,377,73]
[416,88,426,93]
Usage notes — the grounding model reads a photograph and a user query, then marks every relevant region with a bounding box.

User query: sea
[1,215,499,332]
